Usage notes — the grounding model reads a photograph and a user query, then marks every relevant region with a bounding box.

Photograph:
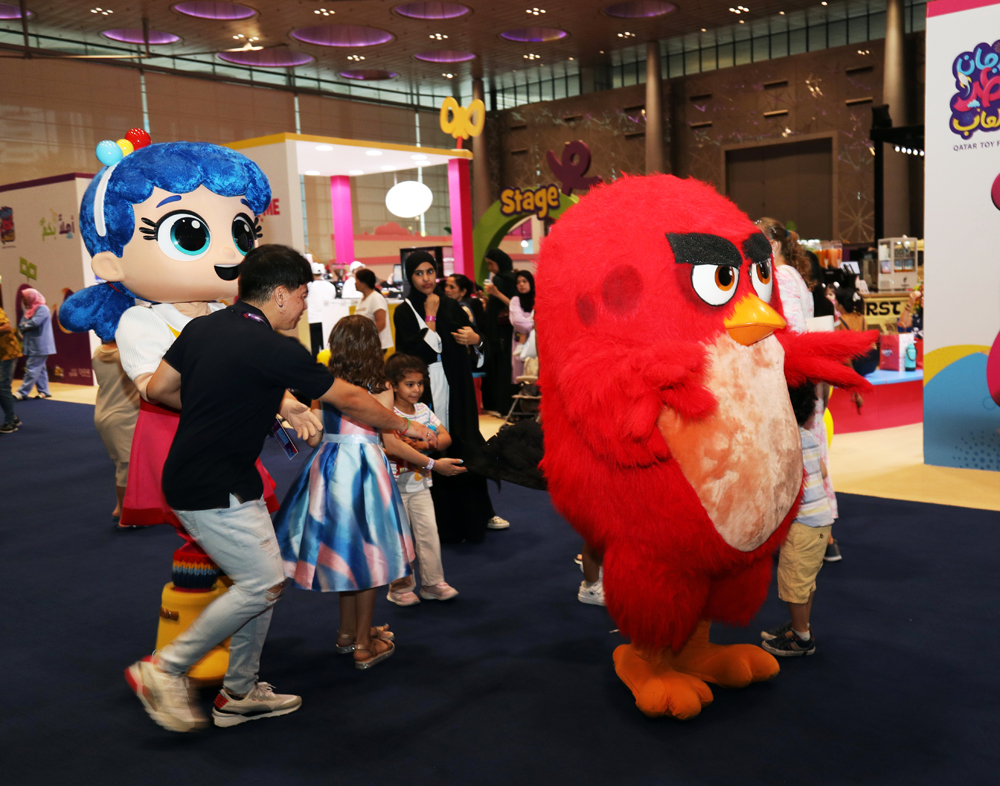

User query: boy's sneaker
[761,629,816,657]
[487,515,510,530]
[0,422,17,434]
[212,682,302,728]
[824,540,842,562]
[420,582,459,601]
[124,655,207,733]
[578,579,606,606]
[761,621,794,641]
[387,588,421,606]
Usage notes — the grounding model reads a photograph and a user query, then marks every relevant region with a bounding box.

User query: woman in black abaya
[481,247,517,414]
[393,252,507,543]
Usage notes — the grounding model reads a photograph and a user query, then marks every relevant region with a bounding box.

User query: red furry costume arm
[553,337,716,467]
[778,328,878,393]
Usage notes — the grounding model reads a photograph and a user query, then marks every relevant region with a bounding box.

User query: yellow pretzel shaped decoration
[440,96,486,140]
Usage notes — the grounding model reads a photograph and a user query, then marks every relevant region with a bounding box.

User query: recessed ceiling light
[821,1,827,4]
[314,8,334,16]
[701,28,707,32]
[568,56,574,60]
[617,31,636,38]
[524,53,540,60]
[91,7,114,15]
[443,72,454,78]
[599,49,604,53]
[526,6,546,14]
[304,170,321,176]
[779,10,785,14]
[411,154,428,160]
[365,150,383,156]
[739,19,745,23]
[430,33,449,40]
[348,54,366,61]
[349,169,365,175]
[381,165,396,171]
[316,145,334,152]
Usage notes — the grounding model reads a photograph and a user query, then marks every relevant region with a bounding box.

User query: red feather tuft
[779,329,878,394]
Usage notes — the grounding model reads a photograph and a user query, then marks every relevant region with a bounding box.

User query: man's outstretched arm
[319,378,436,445]
[147,360,183,410]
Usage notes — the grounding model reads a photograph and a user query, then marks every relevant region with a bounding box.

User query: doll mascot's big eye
[232,213,257,256]
[156,211,211,260]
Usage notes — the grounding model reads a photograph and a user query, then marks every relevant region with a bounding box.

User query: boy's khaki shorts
[777,522,832,604]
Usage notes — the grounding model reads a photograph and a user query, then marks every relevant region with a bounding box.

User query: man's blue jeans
[157,496,287,695]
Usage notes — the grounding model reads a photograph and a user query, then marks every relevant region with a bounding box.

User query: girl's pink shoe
[387,589,421,606]
[419,583,459,601]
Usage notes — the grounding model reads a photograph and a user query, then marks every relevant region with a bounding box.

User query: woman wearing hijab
[481,248,517,414]
[15,288,56,400]
[444,273,484,330]
[509,270,536,382]
[393,252,509,542]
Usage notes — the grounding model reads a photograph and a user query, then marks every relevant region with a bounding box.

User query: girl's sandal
[336,626,395,654]
[372,624,394,642]
[354,637,395,670]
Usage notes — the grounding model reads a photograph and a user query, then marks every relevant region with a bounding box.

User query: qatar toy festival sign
[924,0,1000,471]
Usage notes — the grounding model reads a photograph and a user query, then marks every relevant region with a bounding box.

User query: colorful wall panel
[924,0,1000,471]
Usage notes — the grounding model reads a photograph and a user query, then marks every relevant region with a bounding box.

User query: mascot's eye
[232,213,256,256]
[155,210,211,261]
[751,260,773,302]
[691,264,739,306]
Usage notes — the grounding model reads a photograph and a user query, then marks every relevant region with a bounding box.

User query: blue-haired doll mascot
[62,136,312,679]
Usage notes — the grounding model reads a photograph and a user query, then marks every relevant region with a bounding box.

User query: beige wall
[0,58,454,183]
[0,59,143,184]
[145,72,295,145]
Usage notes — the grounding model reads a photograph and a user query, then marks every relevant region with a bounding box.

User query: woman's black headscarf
[485,247,513,274]
[404,250,437,317]
[514,270,535,313]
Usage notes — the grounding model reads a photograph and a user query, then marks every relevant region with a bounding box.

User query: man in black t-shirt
[124,245,435,733]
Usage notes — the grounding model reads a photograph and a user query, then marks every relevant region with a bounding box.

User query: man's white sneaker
[212,682,302,728]
[125,655,207,733]
[578,580,606,606]
[487,515,510,530]
[419,582,459,601]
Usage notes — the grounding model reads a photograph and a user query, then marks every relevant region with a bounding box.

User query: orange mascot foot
[613,644,714,719]
[613,621,779,720]
[673,620,780,688]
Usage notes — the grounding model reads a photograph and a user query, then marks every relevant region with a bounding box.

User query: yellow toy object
[156,580,231,684]
[824,407,834,447]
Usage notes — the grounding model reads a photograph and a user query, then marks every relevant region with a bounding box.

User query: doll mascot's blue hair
[61,141,271,341]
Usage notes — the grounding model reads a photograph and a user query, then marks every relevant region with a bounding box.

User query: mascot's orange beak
[724,294,786,346]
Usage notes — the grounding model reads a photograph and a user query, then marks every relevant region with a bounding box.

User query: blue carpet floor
[2,399,999,785]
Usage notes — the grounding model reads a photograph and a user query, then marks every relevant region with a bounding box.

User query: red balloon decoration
[125,127,151,150]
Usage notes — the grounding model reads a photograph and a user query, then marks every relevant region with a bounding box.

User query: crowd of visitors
[13,221,866,733]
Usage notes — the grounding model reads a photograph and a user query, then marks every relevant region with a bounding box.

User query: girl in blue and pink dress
[274,315,415,669]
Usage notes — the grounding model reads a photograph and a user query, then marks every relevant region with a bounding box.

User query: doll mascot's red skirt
[120,399,279,536]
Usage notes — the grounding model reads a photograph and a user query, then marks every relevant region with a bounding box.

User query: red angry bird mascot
[535,175,875,720]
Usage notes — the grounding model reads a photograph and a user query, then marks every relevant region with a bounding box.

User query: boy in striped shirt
[761,383,834,657]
